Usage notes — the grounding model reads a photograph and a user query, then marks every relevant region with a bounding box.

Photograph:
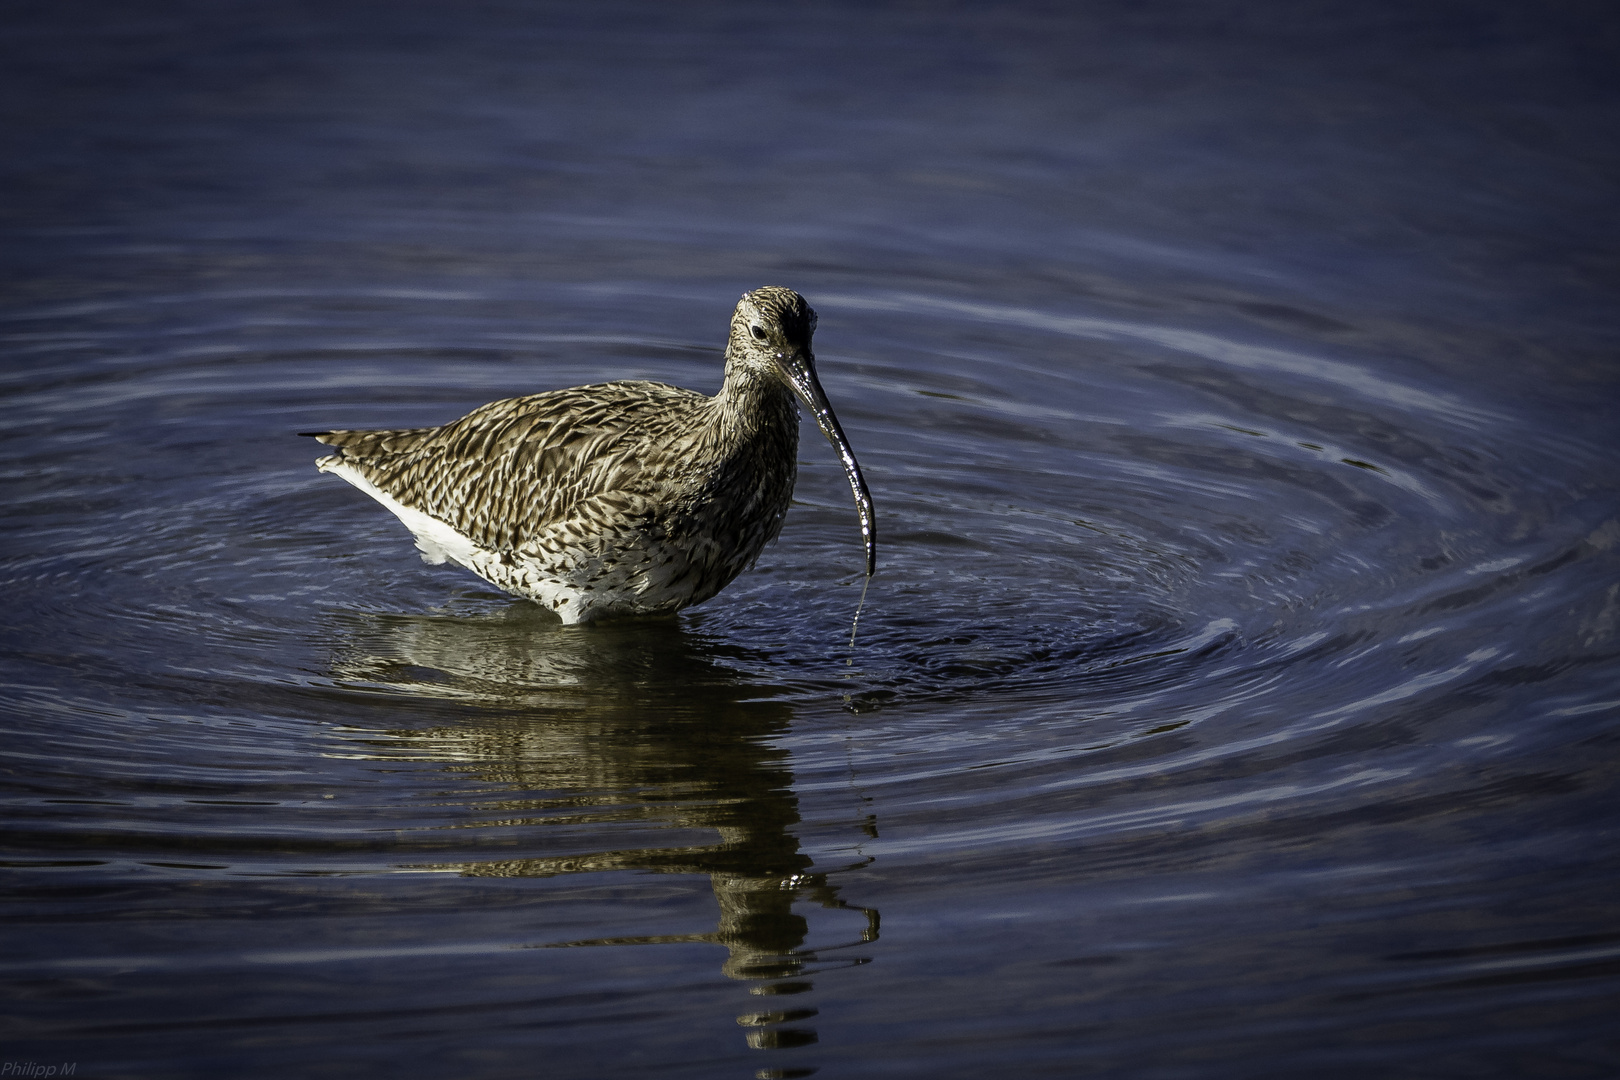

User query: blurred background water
[2,2,1618,1077]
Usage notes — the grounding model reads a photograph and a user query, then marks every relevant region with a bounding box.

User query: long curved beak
[775,349,876,577]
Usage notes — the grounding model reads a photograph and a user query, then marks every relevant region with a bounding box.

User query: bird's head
[727,286,875,577]
[728,285,818,374]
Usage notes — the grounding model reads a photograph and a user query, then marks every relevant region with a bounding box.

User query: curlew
[304,286,874,624]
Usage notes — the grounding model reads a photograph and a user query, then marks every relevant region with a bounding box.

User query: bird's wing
[309,381,706,551]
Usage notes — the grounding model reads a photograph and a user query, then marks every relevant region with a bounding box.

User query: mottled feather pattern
[318,383,709,549]
[310,286,866,623]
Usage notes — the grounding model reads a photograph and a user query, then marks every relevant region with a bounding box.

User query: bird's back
[313,380,710,553]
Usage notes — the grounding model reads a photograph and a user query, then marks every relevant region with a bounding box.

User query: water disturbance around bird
[2,3,1618,1079]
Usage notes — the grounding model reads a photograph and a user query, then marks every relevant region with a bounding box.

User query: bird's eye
[750,325,767,341]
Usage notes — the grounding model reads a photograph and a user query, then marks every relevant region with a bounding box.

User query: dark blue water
[3,3,1619,1077]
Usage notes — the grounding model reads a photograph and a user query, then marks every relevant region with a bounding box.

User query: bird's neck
[715,358,800,444]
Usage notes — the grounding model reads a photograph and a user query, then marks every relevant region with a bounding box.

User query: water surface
[3,3,1619,1077]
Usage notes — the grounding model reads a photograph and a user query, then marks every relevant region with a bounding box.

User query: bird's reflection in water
[328,599,878,1069]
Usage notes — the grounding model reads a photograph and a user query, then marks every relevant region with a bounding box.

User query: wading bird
[305,286,874,624]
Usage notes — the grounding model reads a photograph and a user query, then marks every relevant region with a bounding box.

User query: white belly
[320,459,695,624]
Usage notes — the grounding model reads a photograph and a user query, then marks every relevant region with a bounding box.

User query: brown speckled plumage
[306,287,875,624]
